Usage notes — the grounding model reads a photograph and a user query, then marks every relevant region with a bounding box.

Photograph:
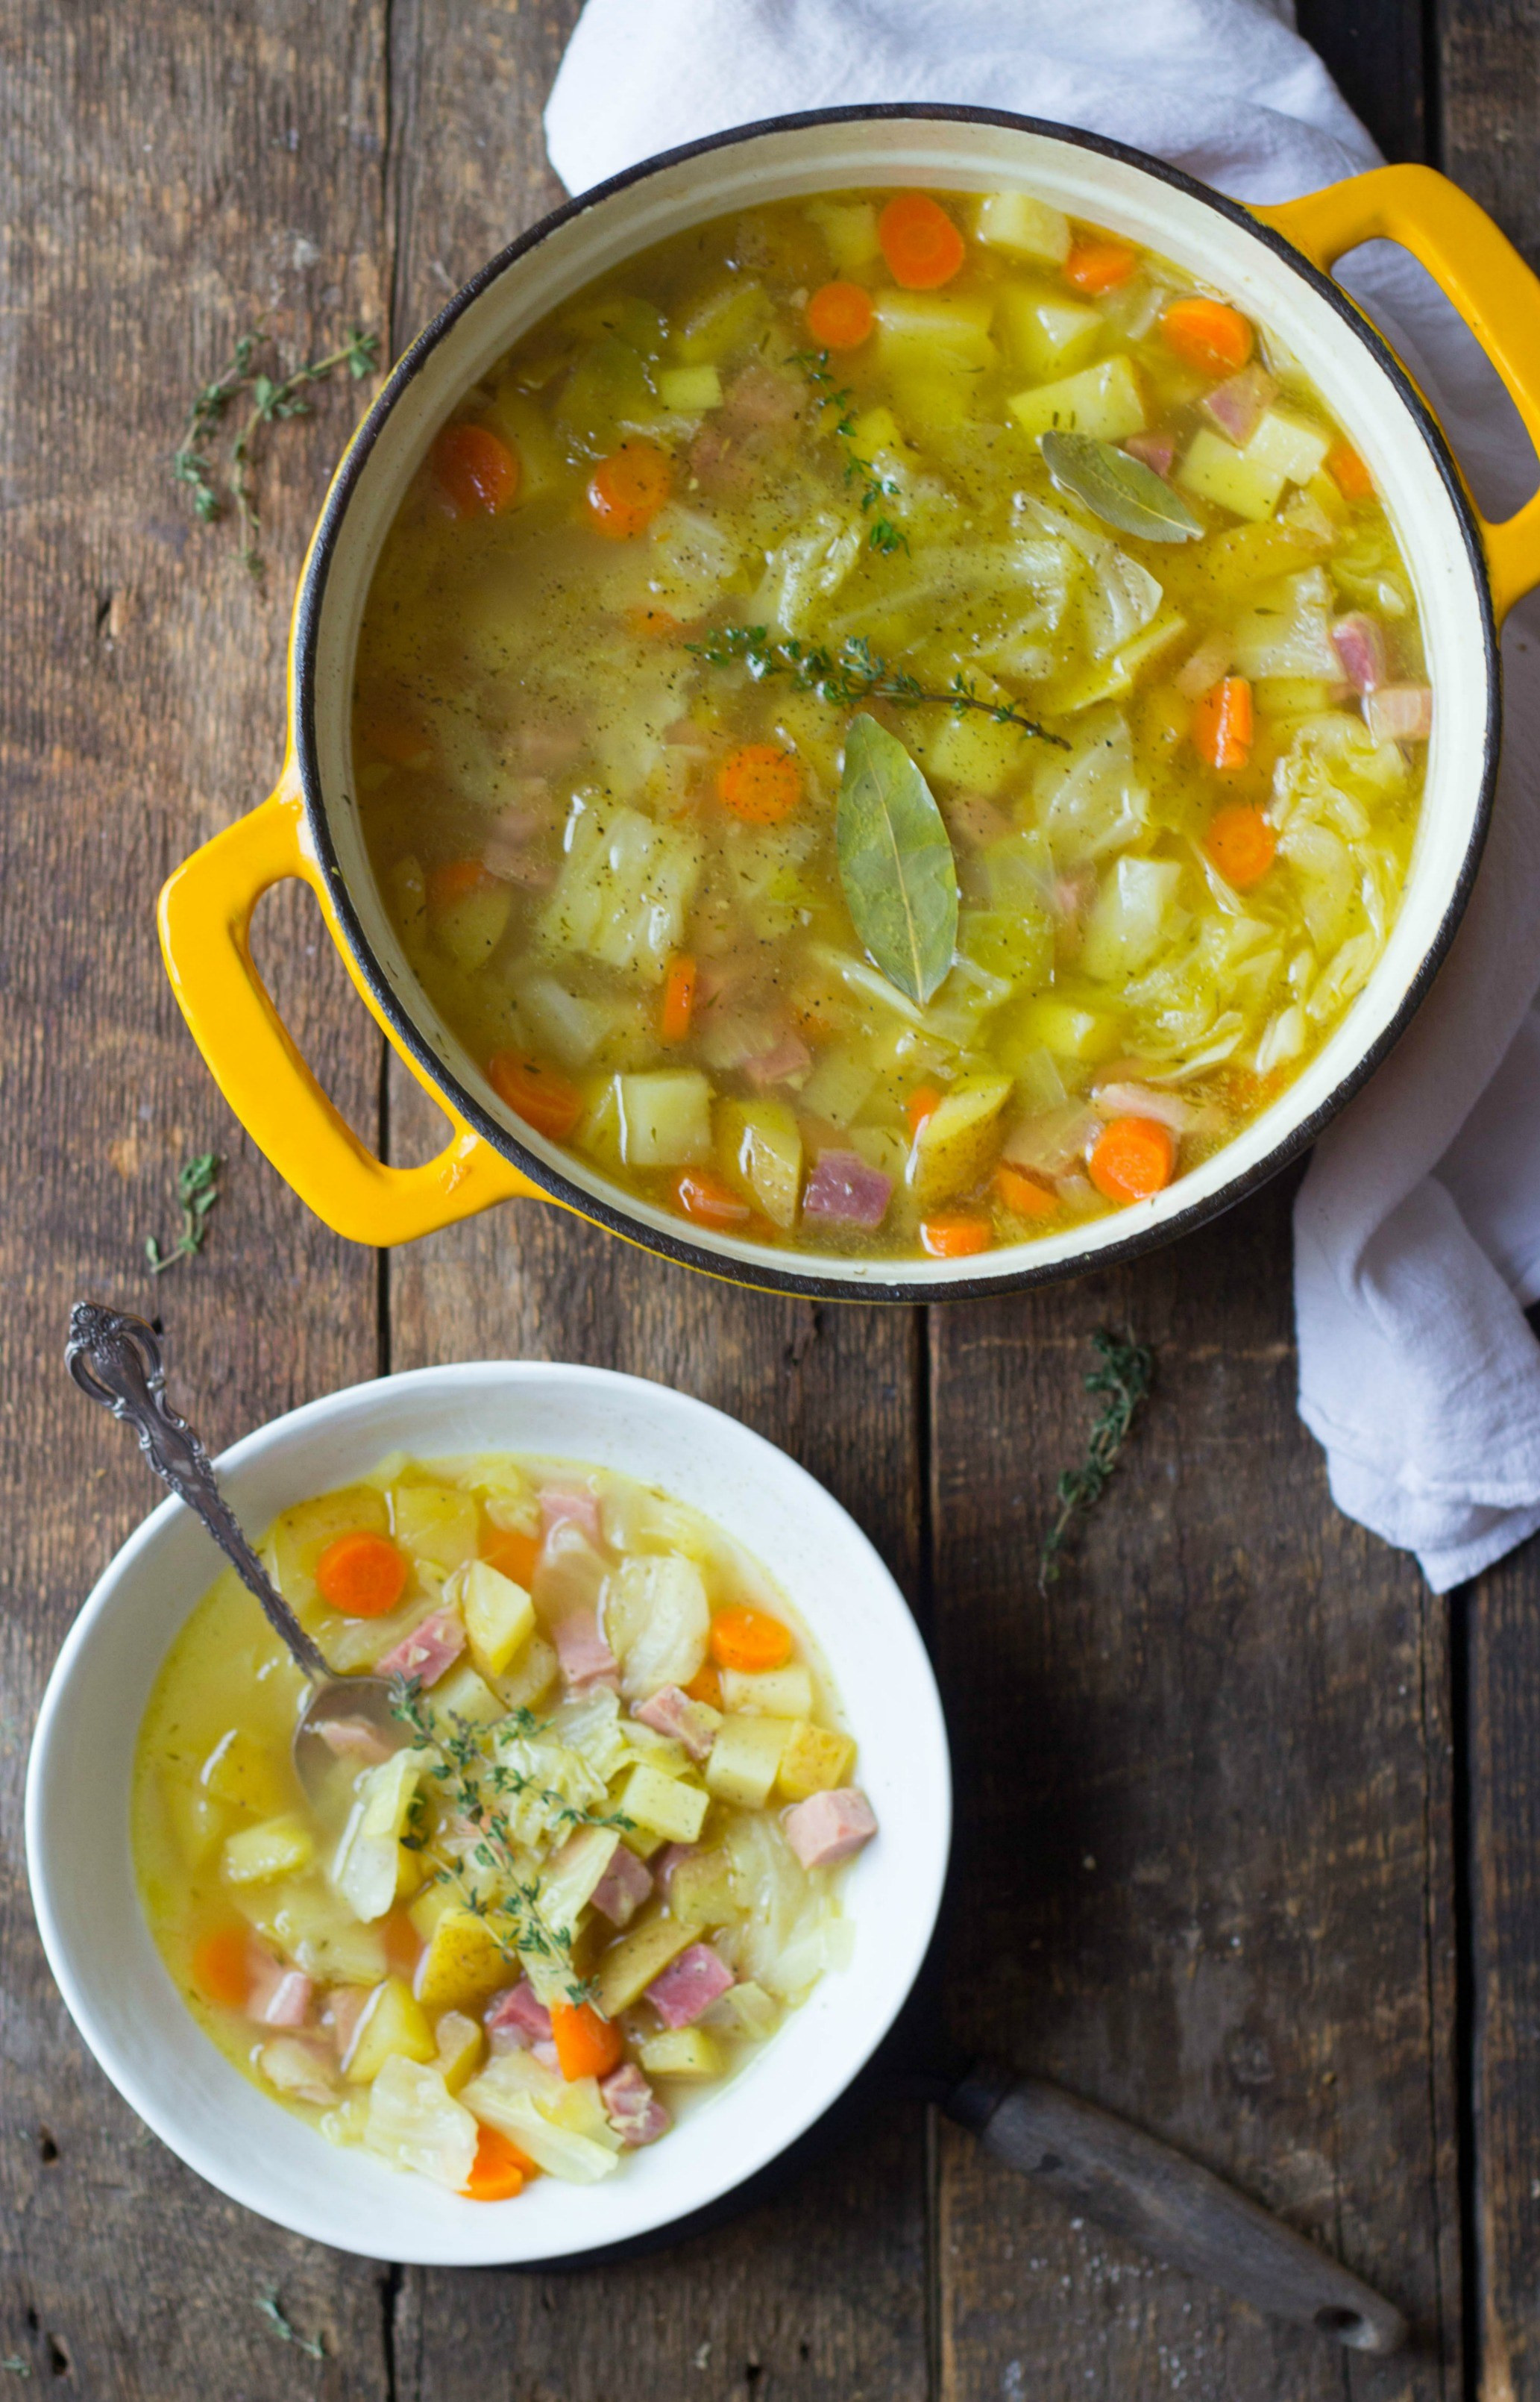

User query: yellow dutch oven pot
[159,108,1540,1302]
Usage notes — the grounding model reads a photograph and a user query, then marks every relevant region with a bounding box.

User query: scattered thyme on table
[172,323,380,576]
[145,1152,221,1276]
[254,2284,326,2362]
[1038,1329,1154,1592]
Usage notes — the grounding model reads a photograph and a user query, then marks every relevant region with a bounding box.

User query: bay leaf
[1040,429,1202,543]
[836,713,959,1008]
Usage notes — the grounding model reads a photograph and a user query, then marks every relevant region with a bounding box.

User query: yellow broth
[353,189,1428,1261]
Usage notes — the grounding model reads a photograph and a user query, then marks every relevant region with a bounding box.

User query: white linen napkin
[546,0,1540,1594]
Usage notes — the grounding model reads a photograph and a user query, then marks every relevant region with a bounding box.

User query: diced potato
[1178,427,1283,521]
[674,279,767,364]
[1245,407,1332,489]
[487,383,563,501]
[670,1848,737,1928]
[409,1878,467,1945]
[974,191,1072,265]
[720,1665,814,1720]
[1008,355,1144,442]
[434,2010,486,2096]
[617,1070,713,1169]
[923,706,1024,797]
[201,1728,289,1818]
[493,1631,559,1714]
[776,1721,856,1802]
[163,1777,227,1869]
[221,1813,315,1887]
[909,1075,1013,1210]
[806,198,879,272]
[432,880,512,973]
[391,1482,480,1572]
[244,1875,388,1986]
[705,1714,791,1810]
[451,1558,535,1681]
[873,288,995,369]
[345,1975,436,2083]
[616,1762,710,1846]
[996,285,1101,381]
[639,2026,723,2082]
[1002,994,1119,1064]
[268,1484,389,1611]
[592,1910,695,2016]
[414,1909,511,2014]
[710,1981,779,2040]
[849,404,908,462]
[656,364,722,413]
[718,1096,802,1228]
[427,1661,505,1728]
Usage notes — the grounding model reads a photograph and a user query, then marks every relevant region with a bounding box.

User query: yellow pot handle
[157,773,540,1245]
[1254,162,1540,624]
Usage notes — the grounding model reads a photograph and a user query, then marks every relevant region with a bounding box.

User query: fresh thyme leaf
[688,624,1066,747]
[145,1152,221,1276]
[1038,1329,1154,1591]
[1040,430,1201,544]
[837,714,958,1007]
[172,323,380,578]
[255,2286,326,2362]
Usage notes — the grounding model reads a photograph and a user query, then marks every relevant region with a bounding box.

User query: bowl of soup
[25,1361,949,2263]
[157,108,1540,1297]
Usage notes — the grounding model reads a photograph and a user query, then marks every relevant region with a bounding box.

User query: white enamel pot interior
[296,106,1497,1302]
[25,1361,950,2265]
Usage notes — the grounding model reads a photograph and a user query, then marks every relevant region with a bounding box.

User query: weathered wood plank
[0,1,392,2388]
[1296,0,1429,164]
[929,1178,1461,2400]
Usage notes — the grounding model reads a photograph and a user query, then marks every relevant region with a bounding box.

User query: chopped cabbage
[752,511,863,635]
[1037,707,1149,862]
[364,2055,478,2191]
[1231,568,1341,681]
[541,797,703,986]
[603,1553,710,1700]
[462,2052,622,2183]
[332,1751,423,1924]
[1079,858,1184,982]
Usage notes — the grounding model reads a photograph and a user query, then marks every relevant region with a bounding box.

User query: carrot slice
[487,1052,585,1142]
[805,280,876,349]
[659,954,697,1045]
[1160,296,1254,377]
[481,1525,541,1589]
[433,422,521,518]
[1327,439,1374,501]
[877,193,966,289]
[905,1084,943,1138]
[1191,676,1254,774]
[1088,1117,1176,1205]
[317,1531,408,1618]
[550,1998,626,2083]
[463,2123,535,2201]
[426,857,495,910]
[709,1605,793,1674]
[994,1163,1060,1221]
[716,744,801,824]
[626,603,687,642]
[673,1169,752,1230]
[1205,803,1277,888]
[380,1906,423,1983]
[363,711,432,768]
[920,1214,993,1259]
[587,442,671,539]
[683,1661,723,1710]
[192,1925,253,2010]
[1064,239,1138,295]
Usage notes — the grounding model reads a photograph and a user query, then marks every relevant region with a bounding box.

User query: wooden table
[4,0,1538,2392]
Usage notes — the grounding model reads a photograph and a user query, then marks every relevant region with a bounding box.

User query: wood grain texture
[0,0,392,2389]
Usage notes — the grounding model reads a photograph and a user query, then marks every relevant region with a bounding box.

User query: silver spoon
[66,1302,402,1800]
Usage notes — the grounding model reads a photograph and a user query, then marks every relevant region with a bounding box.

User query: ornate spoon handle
[66,1302,332,1684]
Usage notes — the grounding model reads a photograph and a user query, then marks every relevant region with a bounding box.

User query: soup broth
[353,186,1429,1262]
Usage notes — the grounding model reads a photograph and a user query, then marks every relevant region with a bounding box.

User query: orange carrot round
[1327,439,1374,501]
[994,1163,1060,1221]
[878,193,965,289]
[1064,238,1138,295]
[364,712,432,768]
[550,1998,626,2083]
[586,442,671,539]
[427,857,496,910]
[192,1925,253,2010]
[709,1605,793,1674]
[433,422,521,518]
[1191,676,1254,774]
[673,1168,751,1229]
[463,2123,535,2201]
[1088,1117,1176,1205]
[487,1052,585,1142]
[317,1531,409,1618]
[715,744,801,824]
[626,603,687,642]
[482,1525,541,1589]
[1160,296,1254,378]
[659,954,697,1046]
[906,1085,943,1138]
[380,1906,424,1983]
[1205,803,1277,888]
[920,1214,993,1259]
[683,1661,723,1710]
[805,280,876,348]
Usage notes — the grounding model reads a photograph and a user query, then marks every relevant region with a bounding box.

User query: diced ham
[1175,630,1233,700]
[248,1954,314,2028]
[591,1843,654,1928]
[783,1787,879,1869]
[1091,1079,1196,1133]
[601,2061,672,2148]
[553,1608,618,1693]
[1122,430,1175,479]
[1330,612,1387,694]
[323,1984,374,2060]
[720,362,804,436]
[540,1486,604,1547]
[647,1942,735,2030]
[512,719,583,774]
[688,420,751,497]
[312,1715,395,1765]
[945,790,1012,848]
[376,1608,465,1690]
[1051,865,1096,924]
[1201,365,1277,446]
[654,1843,698,1890]
[1365,683,1433,741]
[802,1150,893,1232]
[485,1981,553,2047]
[742,1033,813,1090]
[632,1685,720,1762]
[662,717,711,750]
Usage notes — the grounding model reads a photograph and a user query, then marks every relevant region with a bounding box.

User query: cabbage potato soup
[133,1452,874,2198]
[353,187,1430,1263]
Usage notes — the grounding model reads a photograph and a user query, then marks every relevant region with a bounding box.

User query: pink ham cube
[248,1956,313,2029]
[783,1787,879,1870]
[646,1942,735,2029]
[1122,429,1175,479]
[1365,683,1433,741]
[742,1033,813,1090]
[539,1486,603,1546]
[600,2062,671,2148]
[324,1984,373,2060]
[553,1608,617,1692]
[653,1843,697,1890]
[591,1843,653,1928]
[485,1981,553,2048]
[311,1715,395,1764]
[1330,612,1387,694]
[802,1150,892,1233]
[632,1684,720,1762]
[376,1608,465,1689]
[1201,364,1277,446]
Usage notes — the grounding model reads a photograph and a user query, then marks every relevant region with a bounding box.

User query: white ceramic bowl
[25,1361,950,2265]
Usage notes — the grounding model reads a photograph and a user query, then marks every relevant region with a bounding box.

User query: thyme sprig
[254,2285,326,2362]
[173,323,380,575]
[145,1152,221,1276]
[790,347,908,555]
[1038,1329,1154,1591]
[689,624,1066,747]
